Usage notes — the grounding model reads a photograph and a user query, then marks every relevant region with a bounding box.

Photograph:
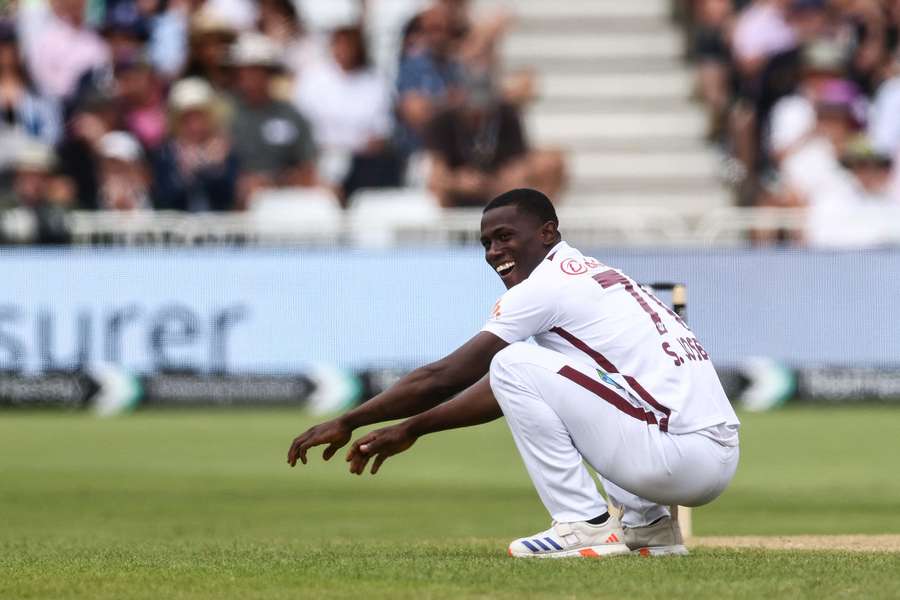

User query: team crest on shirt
[560,258,587,275]
[490,299,502,318]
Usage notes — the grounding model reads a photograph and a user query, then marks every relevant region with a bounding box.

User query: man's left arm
[346,374,502,475]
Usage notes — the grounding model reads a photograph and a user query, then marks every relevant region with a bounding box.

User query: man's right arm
[287,331,508,466]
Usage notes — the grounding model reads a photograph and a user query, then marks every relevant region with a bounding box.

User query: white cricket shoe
[623,516,689,557]
[507,517,631,558]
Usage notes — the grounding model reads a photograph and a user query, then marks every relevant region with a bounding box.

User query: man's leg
[601,479,669,529]
[489,348,608,523]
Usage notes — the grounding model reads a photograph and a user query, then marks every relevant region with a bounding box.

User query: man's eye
[499,234,512,242]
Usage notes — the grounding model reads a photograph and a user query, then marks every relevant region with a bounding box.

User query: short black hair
[483,188,559,226]
[482,188,559,226]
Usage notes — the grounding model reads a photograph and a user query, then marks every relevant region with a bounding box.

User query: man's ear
[541,221,559,244]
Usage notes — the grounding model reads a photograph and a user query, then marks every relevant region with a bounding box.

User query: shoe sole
[509,543,631,558]
[632,544,689,557]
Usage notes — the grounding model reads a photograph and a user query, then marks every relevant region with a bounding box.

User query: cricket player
[288,188,740,558]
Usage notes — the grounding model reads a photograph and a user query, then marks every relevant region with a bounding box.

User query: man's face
[480,205,557,289]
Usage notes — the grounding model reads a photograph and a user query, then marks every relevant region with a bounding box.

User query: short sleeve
[481,280,557,343]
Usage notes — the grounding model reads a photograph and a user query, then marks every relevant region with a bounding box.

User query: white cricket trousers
[489,342,739,527]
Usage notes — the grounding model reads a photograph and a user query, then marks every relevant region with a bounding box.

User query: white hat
[99,131,143,163]
[14,139,56,171]
[169,77,216,113]
[229,32,282,69]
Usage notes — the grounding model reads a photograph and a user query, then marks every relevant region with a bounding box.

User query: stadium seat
[347,188,441,247]
[248,187,344,242]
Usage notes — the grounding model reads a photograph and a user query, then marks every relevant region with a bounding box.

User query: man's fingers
[287,434,308,466]
[349,451,371,475]
[322,442,342,461]
[371,454,387,475]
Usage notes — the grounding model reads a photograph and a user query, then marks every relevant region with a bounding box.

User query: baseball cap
[98,131,144,163]
[229,32,283,69]
[169,77,216,113]
[14,140,56,172]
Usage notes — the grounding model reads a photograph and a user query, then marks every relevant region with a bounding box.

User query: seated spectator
[56,90,122,210]
[100,5,152,66]
[294,25,401,204]
[96,130,153,211]
[0,24,62,148]
[732,0,796,81]
[779,79,862,210]
[228,32,318,209]
[841,135,895,203]
[438,0,534,107]
[24,0,110,103]
[425,71,565,208]
[768,38,848,162]
[805,134,900,247]
[690,0,736,142]
[395,4,465,161]
[257,0,320,82]
[7,140,72,244]
[869,51,900,161]
[184,6,237,92]
[114,56,168,151]
[151,77,238,211]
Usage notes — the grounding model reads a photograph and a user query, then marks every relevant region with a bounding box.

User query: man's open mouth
[496,261,515,277]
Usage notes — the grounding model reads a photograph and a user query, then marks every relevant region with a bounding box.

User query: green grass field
[2,407,899,599]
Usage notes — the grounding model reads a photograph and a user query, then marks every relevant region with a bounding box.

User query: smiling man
[287,188,740,558]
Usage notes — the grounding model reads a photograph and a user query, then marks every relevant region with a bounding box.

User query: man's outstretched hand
[346,424,417,475]
[287,418,353,466]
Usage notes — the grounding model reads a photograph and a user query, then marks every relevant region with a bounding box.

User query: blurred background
[2,2,900,597]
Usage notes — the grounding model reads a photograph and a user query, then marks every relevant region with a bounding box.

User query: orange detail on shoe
[579,548,601,558]
[606,533,620,543]
[508,547,513,557]
[639,548,651,557]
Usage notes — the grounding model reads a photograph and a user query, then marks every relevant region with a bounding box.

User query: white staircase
[484,0,730,210]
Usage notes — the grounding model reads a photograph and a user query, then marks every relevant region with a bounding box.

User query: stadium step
[526,110,707,144]
[502,32,684,62]
[492,0,726,210]
[571,151,719,181]
[537,72,694,102]
[489,0,671,20]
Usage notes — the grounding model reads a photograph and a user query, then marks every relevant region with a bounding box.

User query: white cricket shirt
[482,242,739,441]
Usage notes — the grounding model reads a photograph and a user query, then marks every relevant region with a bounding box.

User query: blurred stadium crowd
[683,0,900,245]
[0,0,564,243]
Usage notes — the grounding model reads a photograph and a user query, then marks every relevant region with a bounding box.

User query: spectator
[114,56,168,150]
[184,6,237,92]
[731,0,796,80]
[869,51,900,159]
[425,70,565,208]
[256,0,320,81]
[56,90,121,209]
[437,0,535,107]
[690,0,736,141]
[841,135,895,203]
[294,25,401,203]
[0,24,62,148]
[24,0,110,102]
[151,77,237,211]
[228,32,318,209]
[768,38,848,161]
[96,130,153,210]
[394,4,465,161]
[779,79,862,210]
[100,4,152,66]
[8,140,72,244]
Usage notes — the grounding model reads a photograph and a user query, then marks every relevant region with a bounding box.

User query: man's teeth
[496,261,515,274]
